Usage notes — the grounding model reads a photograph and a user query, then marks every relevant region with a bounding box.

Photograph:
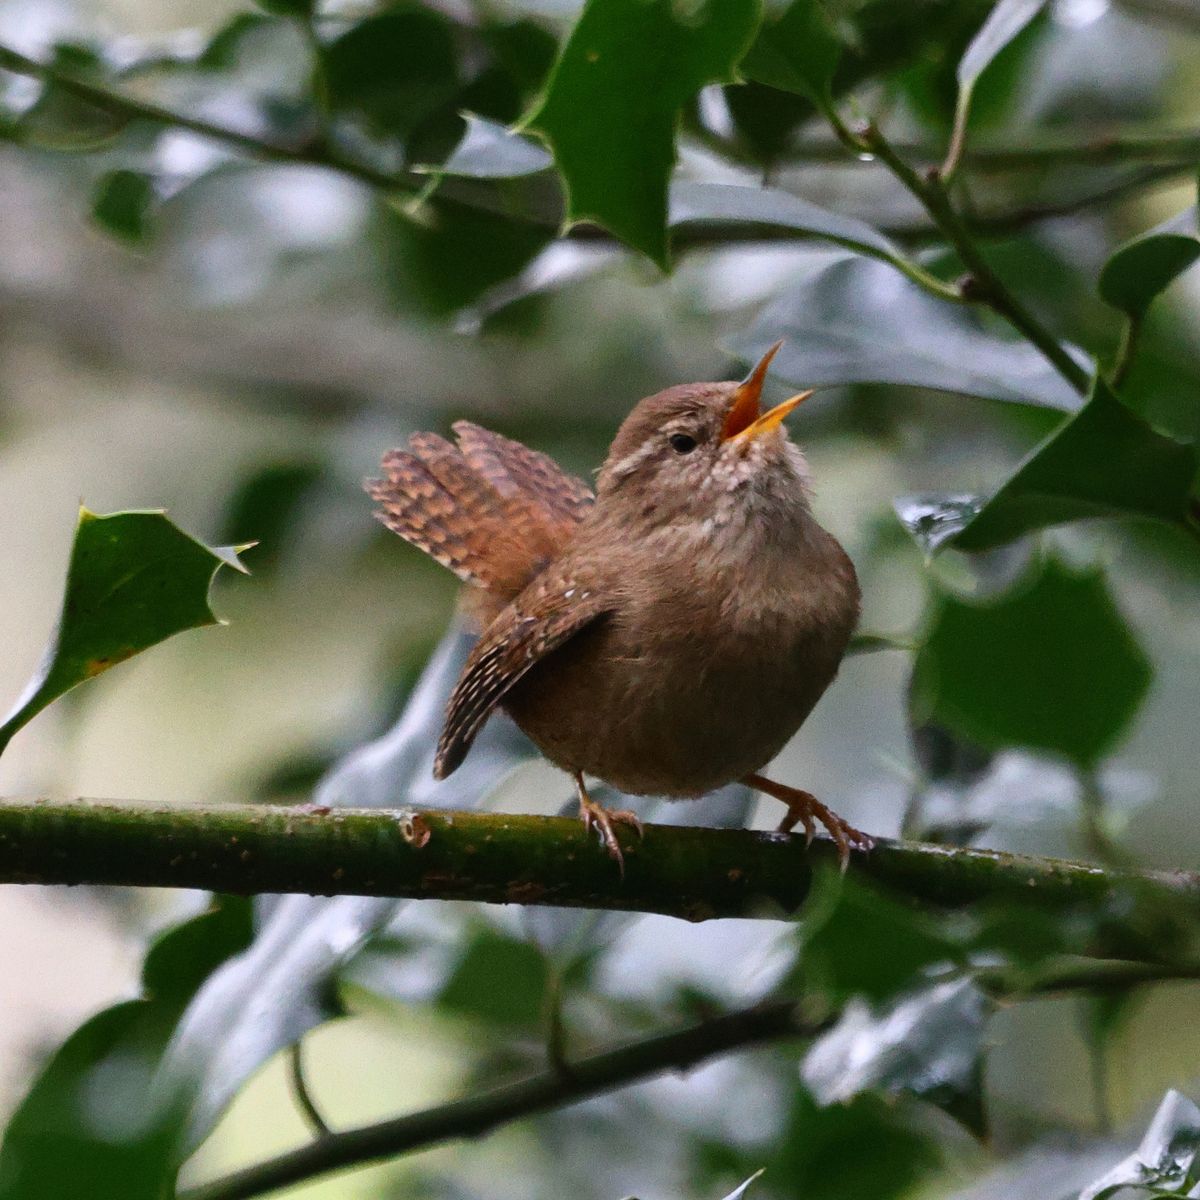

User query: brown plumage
[367,345,871,867]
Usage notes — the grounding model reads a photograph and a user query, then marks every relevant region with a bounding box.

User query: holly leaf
[898,377,1200,556]
[739,0,842,107]
[0,509,249,757]
[731,254,1086,410]
[910,555,1152,768]
[801,979,990,1109]
[945,0,1047,170]
[0,899,253,1200]
[1079,1090,1200,1200]
[1099,203,1200,320]
[669,181,898,259]
[418,114,552,179]
[521,0,761,268]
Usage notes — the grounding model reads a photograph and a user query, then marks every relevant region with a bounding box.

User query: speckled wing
[452,421,594,550]
[367,426,595,604]
[435,565,611,779]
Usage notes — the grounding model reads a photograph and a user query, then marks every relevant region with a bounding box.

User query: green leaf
[801,979,990,1108]
[1079,1090,1200,1200]
[794,872,962,1006]
[418,114,552,179]
[91,169,156,242]
[1099,205,1200,320]
[322,9,460,141]
[438,925,549,1027]
[16,46,128,150]
[382,195,551,315]
[910,554,1152,768]
[522,0,762,268]
[255,0,314,14]
[947,0,1046,160]
[738,0,842,106]
[732,254,1086,410]
[669,181,897,258]
[941,377,1197,554]
[0,899,252,1200]
[0,509,248,757]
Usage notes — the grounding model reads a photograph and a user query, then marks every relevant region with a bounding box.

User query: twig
[0,801,1199,965]
[180,1000,809,1200]
[857,121,1091,395]
[287,1043,333,1140]
[179,953,1199,1200]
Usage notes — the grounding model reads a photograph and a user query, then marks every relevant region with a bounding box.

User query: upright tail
[366,422,594,606]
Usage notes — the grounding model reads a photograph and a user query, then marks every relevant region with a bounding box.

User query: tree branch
[0,799,1198,963]
[858,122,1092,395]
[179,953,1200,1200]
[181,999,810,1200]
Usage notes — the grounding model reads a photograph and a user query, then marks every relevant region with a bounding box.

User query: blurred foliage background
[1,0,1200,1196]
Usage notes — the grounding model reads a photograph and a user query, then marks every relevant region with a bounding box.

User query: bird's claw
[578,794,643,875]
[775,791,872,873]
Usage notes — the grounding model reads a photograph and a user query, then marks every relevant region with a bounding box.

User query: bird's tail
[365,422,594,605]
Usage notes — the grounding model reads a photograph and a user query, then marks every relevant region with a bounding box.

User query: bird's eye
[668,432,698,455]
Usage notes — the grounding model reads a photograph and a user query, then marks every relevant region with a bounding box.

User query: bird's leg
[744,773,872,872]
[575,771,643,874]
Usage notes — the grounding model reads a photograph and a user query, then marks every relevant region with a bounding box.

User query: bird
[366,342,871,870]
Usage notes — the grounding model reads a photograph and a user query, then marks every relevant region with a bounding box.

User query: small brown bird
[367,343,871,868]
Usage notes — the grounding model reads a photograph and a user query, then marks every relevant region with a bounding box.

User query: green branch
[0,41,1191,263]
[0,799,1198,963]
[181,1000,809,1200]
[858,122,1091,395]
[181,954,1199,1200]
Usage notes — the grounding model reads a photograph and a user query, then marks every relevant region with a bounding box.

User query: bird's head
[595,342,814,532]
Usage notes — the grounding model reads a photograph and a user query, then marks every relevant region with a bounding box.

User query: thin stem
[1110,314,1144,390]
[180,1000,810,1200]
[0,42,409,193]
[288,1042,333,1140]
[860,122,1091,396]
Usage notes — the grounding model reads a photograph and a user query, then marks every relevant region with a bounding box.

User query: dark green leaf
[802,979,990,1108]
[950,377,1199,552]
[739,0,842,106]
[522,0,761,267]
[91,169,156,242]
[16,55,128,150]
[1079,1090,1200,1200]
[219,460,324,573]
[722,80,813,164]
[0,900,252,1200]
[765,1087,946,1200]
[0,509,248,757]
[382,195,551,315]
[794,872,962,1006]
[322,9,459,141]
[669,181,897,258]
[910,554,1152,767]
[438,926,549,1027]
[732,254,1086,410]
[1099,205,1200,320]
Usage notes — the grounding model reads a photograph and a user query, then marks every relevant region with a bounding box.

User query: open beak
[729,389,814,442]
[721,341,812,442]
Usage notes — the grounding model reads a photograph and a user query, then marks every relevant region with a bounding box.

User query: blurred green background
[1,0,1200,1196]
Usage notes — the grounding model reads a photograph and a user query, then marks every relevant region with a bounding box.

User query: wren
[367,343,871,869]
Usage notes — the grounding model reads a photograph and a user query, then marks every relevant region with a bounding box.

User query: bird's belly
[503,618,844,797]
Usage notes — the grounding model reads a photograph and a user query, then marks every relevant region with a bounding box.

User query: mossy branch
[0,799,1198,963]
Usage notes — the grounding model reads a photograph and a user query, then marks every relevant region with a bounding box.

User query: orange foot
[744,773,873,872]
[575,772,644,875]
